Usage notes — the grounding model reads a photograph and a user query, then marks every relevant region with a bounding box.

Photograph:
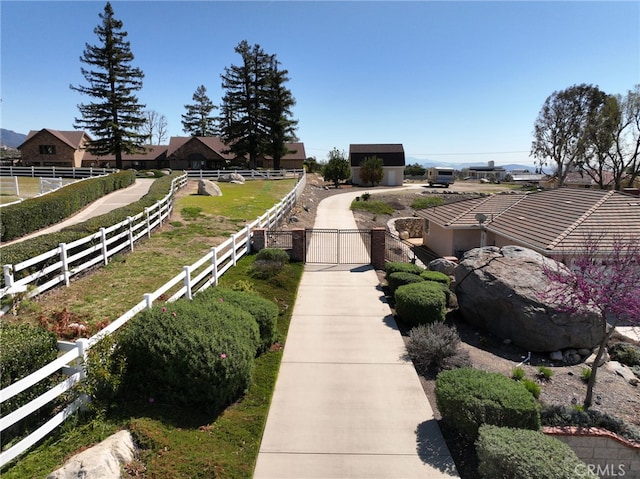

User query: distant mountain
[0,129,27,148]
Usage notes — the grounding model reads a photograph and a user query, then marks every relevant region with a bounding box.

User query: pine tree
[70,2,146,170]
[219,40,273,168]
[263,58,298,170]
[181,85,218,136]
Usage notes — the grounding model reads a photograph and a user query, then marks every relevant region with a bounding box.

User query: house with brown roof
[19,129,92,167]
[20,129,306,171]
[349,144,405,186]
[416,188,640,260]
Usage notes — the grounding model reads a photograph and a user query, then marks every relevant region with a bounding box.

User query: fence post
[371,228,386,270]
[232,235,237,266]
[3,265,14,290]
[145,208,151,238]
[291,229,305,262]
[59,243,70,287]
[211,248,219,286]
[76,338,89,380]
[245,226,251,255]
[144,293,153,310]
[100,228,108,265]
[127,217,134,251]
[183,266,192,300]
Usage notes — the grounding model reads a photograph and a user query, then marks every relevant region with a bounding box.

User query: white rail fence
[186,168,304,179]
[1,174,189,303]
[0,171,306,467]
[0,166,115,179]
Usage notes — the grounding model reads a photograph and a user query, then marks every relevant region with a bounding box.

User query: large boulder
[454,246,602,352]
[218,172,245,184]
[47,430,135,479]
[198,179,222,196]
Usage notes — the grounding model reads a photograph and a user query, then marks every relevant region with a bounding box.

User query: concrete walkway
[2,178,155,246]
[253,189,459,478]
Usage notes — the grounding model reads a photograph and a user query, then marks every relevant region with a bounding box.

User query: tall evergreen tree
[263,58,298,170]
[181,85,218,136]
[70,2,146,169]
[219,40,274,168]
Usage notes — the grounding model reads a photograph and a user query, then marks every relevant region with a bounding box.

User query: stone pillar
[252,228,266,253]
[290,229,306,262]
[371,228,386,270]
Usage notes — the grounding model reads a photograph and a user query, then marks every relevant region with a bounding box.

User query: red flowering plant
[542,234,640,408]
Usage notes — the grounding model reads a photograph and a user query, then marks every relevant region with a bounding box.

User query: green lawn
[1,179,301,479]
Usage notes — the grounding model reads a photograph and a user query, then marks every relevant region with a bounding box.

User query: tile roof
[417,188,640,254]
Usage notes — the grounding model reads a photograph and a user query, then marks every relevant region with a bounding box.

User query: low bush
[435,368,541,438]
[511,366,525,380]
[117,299,259,414]
[609,342,640,367]
[0,323,59,443]
[406,322,469,374]
[387,271,424,294]
[522,378,541,399]
[394,281,447,326]
[384,261,424,280]
[419,270,451,287]
[536,366,554,381]
[540,404,640,443]
[476,425,596,479]
[252,248,290,278]
[195,287,279,354]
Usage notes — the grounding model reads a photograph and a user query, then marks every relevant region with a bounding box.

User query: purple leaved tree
[543,235,640,409]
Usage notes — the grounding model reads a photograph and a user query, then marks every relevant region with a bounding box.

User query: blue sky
[1,1,639,166]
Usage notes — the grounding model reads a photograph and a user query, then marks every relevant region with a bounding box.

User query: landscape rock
[577,348,591,356]
[584,349,610,367]
[428,257,457,276]
[218,172,245,184]
[198,179,222,196]
[605,361,639,386]
[454,246,603,352]
[550,351,563,362]
[47,430,135,479]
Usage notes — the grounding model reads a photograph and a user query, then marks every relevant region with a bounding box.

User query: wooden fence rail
[0,171,306,467]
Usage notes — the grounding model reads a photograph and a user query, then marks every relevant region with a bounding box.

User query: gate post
[290,229,306,262]
[371,228,386,270]
[252,228,266,252]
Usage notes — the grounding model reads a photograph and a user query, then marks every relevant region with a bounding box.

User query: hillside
[0,129,27,148]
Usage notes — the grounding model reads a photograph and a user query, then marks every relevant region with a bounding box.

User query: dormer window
[39,145,56,155]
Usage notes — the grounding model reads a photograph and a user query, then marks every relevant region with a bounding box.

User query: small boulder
[198,179,222,196]
[428,258,457,276]
[218,172,245,184]
[47,430,135,479]
[550,351,563,362]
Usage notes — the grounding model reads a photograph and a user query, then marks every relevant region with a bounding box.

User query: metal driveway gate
[305,229,371,264]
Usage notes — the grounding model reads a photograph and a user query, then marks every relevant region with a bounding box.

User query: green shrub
[419,270,451,287]
[252,248,290,278]
[435,368,541,438]
[387,271,424,294]
[406,322,470,374]
[580,367,591,382]
[195,287,279,354]
[476,425,596,479]
[536,366,554,381]
[394,281,446,326]
[255,248,290,265]
[384,261,424,280]
[511,366,525,380]
[0,323,58,443]
[609,342,640,367]
[410,196,445,210]
[541,404,640,443]
[117,299,259,414]
[522,378,541,399]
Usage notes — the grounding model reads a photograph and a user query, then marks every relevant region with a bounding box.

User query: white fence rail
[0,170,306,467]
[1,174,188,302]
[0,166,115,179]
[186,168,304,180]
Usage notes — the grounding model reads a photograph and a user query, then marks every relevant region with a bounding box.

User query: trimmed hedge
[384,261,424,280]
[195,287,279,354]
[387,271,424,294]
[0,170,136,242]
[255,248,290,265]
[419,270,451,287]
[0,172,180,287]
[477,425,596,479]
[394,281,447,326]
[435,368,541,438]
[117,298,259,414]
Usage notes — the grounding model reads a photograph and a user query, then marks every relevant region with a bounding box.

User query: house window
[39,145,56,155]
